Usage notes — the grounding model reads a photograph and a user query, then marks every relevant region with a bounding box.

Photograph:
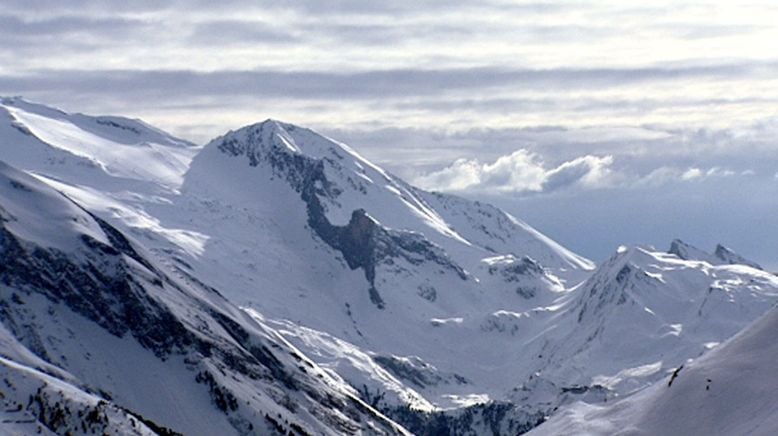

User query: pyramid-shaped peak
[210,118,304,163]
[609,244,655,263]
[209,117,389,177]
[669,238,693,256]
[667,239,762,270]
[583,245,655,290]
[246,118,297,133]
[668,239,713,262]
[714,244,762,270]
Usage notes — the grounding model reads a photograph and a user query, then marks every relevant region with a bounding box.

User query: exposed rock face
[373,355,468,389]
[305,192,468,309]
[0,227,205,360]
[486,256,556,299]
[387,401,546,436]
[668,239,695,260]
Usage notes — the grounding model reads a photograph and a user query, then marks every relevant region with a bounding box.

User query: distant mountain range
[1,96,775,435]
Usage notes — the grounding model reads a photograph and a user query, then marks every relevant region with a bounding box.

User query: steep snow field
[0,160,406,435]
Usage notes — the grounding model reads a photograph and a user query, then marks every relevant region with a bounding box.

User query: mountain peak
[714,244,762,270]
[668,239,709,262]
[668,239,762,270]
[1,95,69,119]
[0,95,23,105]
[248,118,298,139]
[212,118,390,176]
[1,95,33,105]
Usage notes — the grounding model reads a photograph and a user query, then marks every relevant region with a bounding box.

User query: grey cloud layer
[188,20,300,45]
[0,14,152,47]
[2,63,773,100]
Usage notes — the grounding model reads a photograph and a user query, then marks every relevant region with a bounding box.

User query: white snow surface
[1,97,195,187]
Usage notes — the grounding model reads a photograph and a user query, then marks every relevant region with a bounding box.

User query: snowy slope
[190,119,591,275]
[2,98,777,434]
[0,160,407,435]
[178,119,598,407]
[533,245,778,394]
[0,97,195,188]
[0,352,161,436]
[417,190,593,275]
[532,290,778,436]
[0,96,208,258]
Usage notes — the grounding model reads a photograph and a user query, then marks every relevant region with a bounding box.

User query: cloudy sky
[1,0,777,268]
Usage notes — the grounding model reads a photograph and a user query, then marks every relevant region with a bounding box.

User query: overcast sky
[1,0,776,268]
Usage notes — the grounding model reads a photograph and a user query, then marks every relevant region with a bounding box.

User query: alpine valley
[1,97,776,435]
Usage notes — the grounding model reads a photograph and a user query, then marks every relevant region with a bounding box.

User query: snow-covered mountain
[532,282,778,435]
[1,97,776,435]
[536,243,778,393]
[0,161,406,435]
[178,119,600,408]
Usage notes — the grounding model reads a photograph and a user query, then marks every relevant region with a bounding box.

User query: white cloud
[680,166,741,182]
[681,167,703,180]
[416,149,758,194]
[706,167,735,177]
[3,0,778,143]
[637,165,747,187]
[544,155,615,191]
[635,166,685,187]
[414,149,614,193]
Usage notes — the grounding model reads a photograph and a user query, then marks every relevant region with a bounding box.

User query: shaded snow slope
[0,160,407,435]
[0,352,161,436]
